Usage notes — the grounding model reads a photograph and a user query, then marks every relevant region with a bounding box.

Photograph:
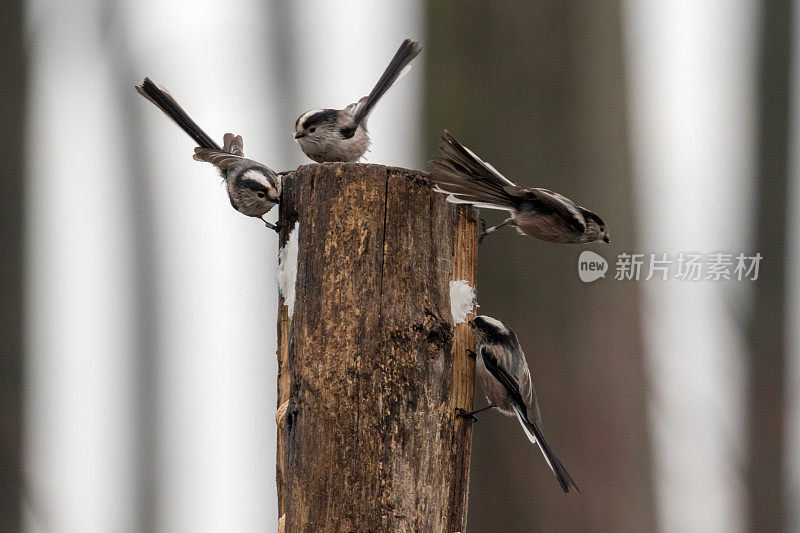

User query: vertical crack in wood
[277,164,477,532]
[276,297,290,517]
[276,169,300,520]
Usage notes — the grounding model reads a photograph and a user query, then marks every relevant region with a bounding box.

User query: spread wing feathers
[480,345,578,494]
[525,188,587,233]
[439,130,516,188]
[136,78,221,150]
[193,149,243,173]
[350,39,423,127]
[430,132,590,234]
[513,404,579,493]
[193,132,246,172]
[222,133,244,157]
[429,131,519,209]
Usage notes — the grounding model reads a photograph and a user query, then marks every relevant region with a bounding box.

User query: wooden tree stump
[275,163,478,532]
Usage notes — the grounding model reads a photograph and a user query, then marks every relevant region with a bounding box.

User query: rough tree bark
[275,163,478,532]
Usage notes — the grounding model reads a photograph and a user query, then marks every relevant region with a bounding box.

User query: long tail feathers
[435,189,511,211]
[513,405,579,494]
[429,131,519,210]
[136,77,221,150]
[350,39,423,127]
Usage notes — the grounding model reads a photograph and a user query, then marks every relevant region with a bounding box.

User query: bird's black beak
[294,132,305,139]
[602,235,611,243]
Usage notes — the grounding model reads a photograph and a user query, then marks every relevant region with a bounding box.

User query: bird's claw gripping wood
[478,218,488,243]
[263,217,281,233]
[455,407,479,422]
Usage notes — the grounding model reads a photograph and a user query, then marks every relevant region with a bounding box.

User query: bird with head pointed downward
[460,315,579,494]
[294,39,423,163]
[430,131,610,244]
[135,78,282,231]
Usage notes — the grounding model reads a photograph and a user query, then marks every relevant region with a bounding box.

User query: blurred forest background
[1,0,796,531]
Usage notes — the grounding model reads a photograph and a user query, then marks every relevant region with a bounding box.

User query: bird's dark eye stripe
[239,178,269,193]
[302,109,338,129]
[473,317,520,346]
[484,327,516,345]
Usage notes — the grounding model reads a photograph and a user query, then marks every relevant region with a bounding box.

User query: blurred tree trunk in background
[426,2,655,530]
[102,3,160,530]
[748,1,791,531]
[0,0,24,529]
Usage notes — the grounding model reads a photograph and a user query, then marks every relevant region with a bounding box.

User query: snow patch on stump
[449,280,477,324]
[277,223,299,317]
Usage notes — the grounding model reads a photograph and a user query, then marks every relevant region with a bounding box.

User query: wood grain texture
[275,163,478,532]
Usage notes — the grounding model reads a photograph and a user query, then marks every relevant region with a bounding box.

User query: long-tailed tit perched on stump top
[430,131,610,244]
[136,78,282,230]
[460,315,579,493]
[293,39,423,163]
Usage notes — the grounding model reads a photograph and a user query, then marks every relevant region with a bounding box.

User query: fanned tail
[136,77,221,150]
[429,131,519,210]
